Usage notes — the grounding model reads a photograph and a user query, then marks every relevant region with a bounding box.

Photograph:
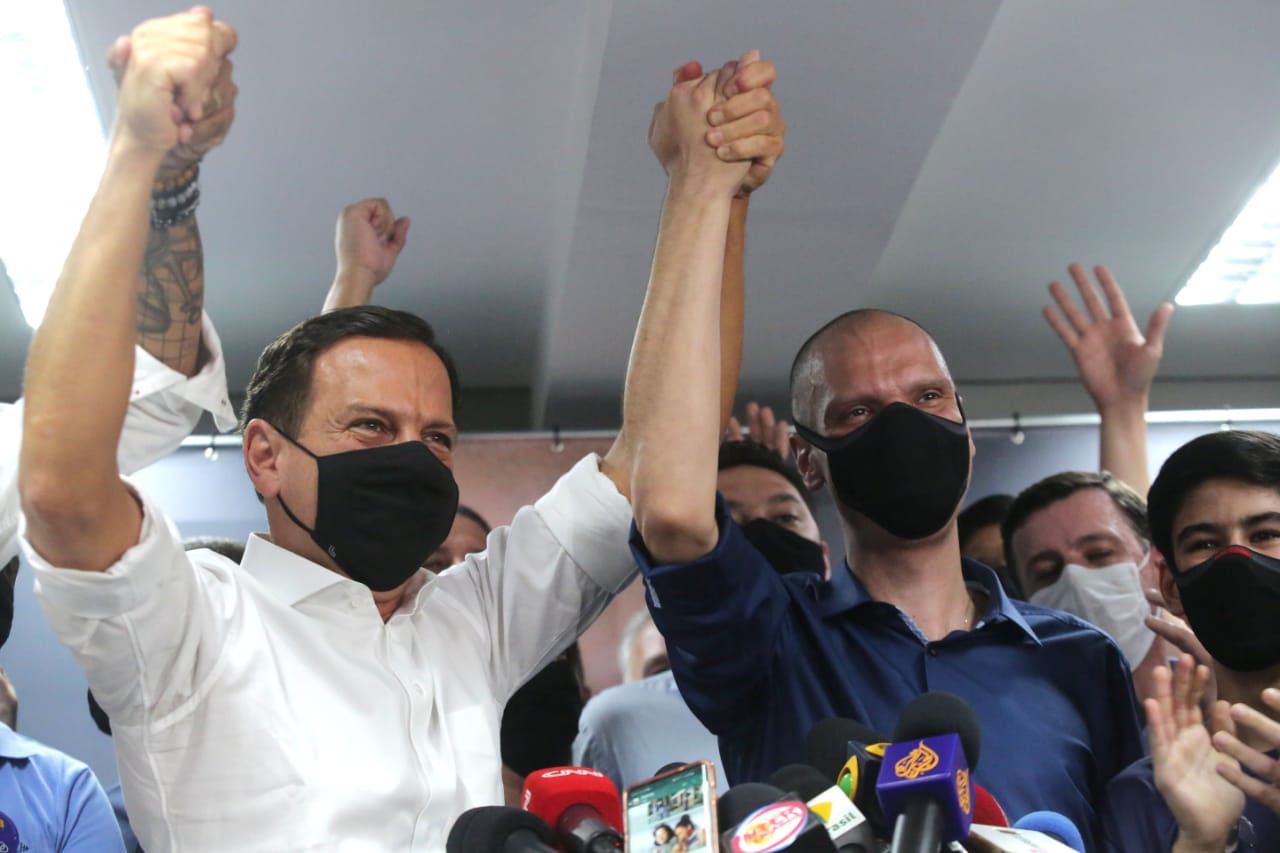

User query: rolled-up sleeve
[632,495,791,736]
[0,312,234,565]
[440,453,636,700]
[23,486,237,727]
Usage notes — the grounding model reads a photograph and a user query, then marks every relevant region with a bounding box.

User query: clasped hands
[649,50,785,198]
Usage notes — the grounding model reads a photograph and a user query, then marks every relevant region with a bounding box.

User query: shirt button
[348,599,360,610]
[928,646,938,657]
[414,683,427,697]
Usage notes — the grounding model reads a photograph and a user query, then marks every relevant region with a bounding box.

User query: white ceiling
[2,0,1277,429]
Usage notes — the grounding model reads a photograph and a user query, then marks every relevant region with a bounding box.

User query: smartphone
[624,760,719,852]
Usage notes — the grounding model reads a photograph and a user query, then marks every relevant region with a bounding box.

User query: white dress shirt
[25,453,636,852]
[0,312,235,564]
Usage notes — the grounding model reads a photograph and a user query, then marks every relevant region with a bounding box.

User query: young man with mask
[17,10,784,850]
[1103,429,1280,853]
[630,292,1144,850]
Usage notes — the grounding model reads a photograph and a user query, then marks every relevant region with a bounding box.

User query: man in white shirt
[18,9,783,852]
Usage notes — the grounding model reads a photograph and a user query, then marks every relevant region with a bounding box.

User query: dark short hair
[958,494,1015,549]
[1002,471,1149,573]
[183,536,246,564]
[456,505,491,534]
[1148,430,1280,570]
[717,440,814,511]
[238,306,459,437]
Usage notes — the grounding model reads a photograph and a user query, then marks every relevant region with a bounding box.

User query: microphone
[971,785,1008,828]
[718,782,790,831]
[804,717,890,836]
[876,692,982,853]
[718,781,838,853]
[1010,812,1085,853]
[770,764,876,853]
[447,806,558,853]
[522,767,624,853]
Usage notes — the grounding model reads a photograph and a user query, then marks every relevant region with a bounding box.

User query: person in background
[0,669,124,851]
[424,505,490,574]
[957,494,1019,598]
[1003,264,1202,704]
[574,609,724,791]
[1104,429,1280,852]
[499,643,589,805]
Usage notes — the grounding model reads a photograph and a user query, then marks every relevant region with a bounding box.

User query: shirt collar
[0,722,38,759]
[240,533,354,607]
[240,534,435,615]
[817,556,1040,645]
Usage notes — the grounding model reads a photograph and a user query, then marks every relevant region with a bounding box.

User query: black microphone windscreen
[892,691,982,769]
[804,718,888,778]
[446,805,554,853]
[717,782,787,829]
[768,764,835,802]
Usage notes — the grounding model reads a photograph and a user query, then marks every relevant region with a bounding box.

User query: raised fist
[111,6,237,160]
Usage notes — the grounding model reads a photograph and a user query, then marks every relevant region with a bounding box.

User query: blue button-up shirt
[0,722,123,852]
[632,499,1144,853]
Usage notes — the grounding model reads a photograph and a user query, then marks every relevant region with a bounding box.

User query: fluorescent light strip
[1177,160,1280,306]
[0,3,106,328]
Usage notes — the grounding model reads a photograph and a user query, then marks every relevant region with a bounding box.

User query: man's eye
[355,420,386,432]
[426,431,454,449]
[920,391,942,402]
[1085,550,1116,565]
[774,514,801,526]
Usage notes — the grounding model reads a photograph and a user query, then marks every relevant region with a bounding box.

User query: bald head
[789,310,953,429]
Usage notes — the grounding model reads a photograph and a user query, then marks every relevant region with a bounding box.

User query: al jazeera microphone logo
[893,741,939,780]
[955,767,971,815]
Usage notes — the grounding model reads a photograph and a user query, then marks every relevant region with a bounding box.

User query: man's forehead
[1018,488,1139,548]
[718,465,803,503]
[307,337,454,413]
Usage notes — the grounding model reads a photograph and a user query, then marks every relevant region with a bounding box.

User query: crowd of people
[0,7,1278,853]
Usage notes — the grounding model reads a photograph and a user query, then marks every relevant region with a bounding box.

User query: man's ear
[792,435,826,492]
[1156,549,1185,618]
[243,419,285,500]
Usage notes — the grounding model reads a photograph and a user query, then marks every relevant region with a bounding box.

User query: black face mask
[274,429,460,592]
[794,402,970,541]
[741,518,826,576]
[1174,545,1280,672]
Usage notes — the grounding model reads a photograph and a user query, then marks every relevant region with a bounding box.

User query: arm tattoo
[136,218,205,376]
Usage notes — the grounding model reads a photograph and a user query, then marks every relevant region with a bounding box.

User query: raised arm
[620,64,750,563]
[20,8,235,572]
[1044,263,1173,493]
[603,53,783,499]
[322,198,411,312]
[108,32,236,378]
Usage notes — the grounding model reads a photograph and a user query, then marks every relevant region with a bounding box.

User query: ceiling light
[0,3,106,328]
[1176,162,1280,306]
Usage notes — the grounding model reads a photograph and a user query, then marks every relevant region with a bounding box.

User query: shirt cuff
[23,484,186,620]
[131,311,237,432]
[533,453,636,595]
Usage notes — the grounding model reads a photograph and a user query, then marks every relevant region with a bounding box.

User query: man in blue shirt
[0,671,123,852]
[626,282,1144,850]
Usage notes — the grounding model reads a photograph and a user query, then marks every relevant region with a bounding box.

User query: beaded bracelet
[151,164,200,229]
